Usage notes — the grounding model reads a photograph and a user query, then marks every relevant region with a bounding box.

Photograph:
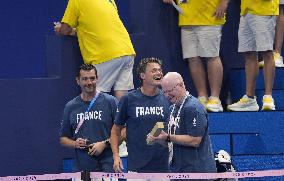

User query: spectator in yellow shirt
[162,0,230,112]
[54,0,136,99]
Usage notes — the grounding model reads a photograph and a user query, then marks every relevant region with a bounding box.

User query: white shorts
[181,25,222,59]
[238,13,276,52]
[94,55,134,92]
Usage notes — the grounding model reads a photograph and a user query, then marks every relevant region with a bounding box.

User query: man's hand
[212,0,229,20]
[113,155,124,173]
[53,21,76,36]
[74,138,88,149]
[88,141,106,156]
[147,130,168,145]
[54,22,62,35]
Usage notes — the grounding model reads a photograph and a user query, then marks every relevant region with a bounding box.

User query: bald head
[162,72,184,88]
[162,72,186,104]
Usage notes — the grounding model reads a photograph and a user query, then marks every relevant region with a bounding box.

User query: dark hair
[76,64,98,77]
[137,57,162,81]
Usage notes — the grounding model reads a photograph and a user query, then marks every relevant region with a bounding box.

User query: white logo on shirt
[135,107,164,117]
[76,111,102,123]
[193,118,197,127]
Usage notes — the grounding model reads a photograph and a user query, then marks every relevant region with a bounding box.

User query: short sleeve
[114,95,128,126]
[60,105,73,138]
[184,107,207,137]
[110,96,119,123]
[61,0,79,28]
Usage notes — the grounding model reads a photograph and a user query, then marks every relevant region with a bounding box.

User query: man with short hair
[149,72,216,181]
[110,58,170,180]
[54,0,136,99]
[60,64,118,180]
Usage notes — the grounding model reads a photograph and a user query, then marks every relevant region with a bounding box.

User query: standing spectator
[259,0,284,67]
[161,0,230,112]
[54,0,136,99]
[110,58,170,181]
[60,64,118,181]
[228,0,279,111]
[149,72,216,181]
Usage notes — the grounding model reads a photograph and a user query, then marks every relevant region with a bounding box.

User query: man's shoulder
[185,95,206,113]
[65,96,81,107]
[120,89,141,99]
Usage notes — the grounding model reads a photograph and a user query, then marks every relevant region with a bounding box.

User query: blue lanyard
[86,91,100,112]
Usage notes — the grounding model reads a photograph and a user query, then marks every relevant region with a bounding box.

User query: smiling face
[162,83,179,104]
[76,69,98,95]
[140,62,163,87]
[162,72,186,104]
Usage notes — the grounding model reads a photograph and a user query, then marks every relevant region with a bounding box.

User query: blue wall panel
[209,112,284,154]
[210,134,231,154]
[0,36,81,176]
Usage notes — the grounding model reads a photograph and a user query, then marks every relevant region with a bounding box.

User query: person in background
[161,0,230,112]
[54,0,136,99]
[259,0,284,67]
[228,0,279,111]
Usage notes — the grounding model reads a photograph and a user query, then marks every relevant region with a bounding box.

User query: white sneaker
[198,96,208,108]
[261,95,276,111]
[119,141,128,157]
[259,52,284,68]
[227,95,259,111]
[206,96,223,112]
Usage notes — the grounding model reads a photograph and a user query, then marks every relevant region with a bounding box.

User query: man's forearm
[110,125,123,157]
[169,134,202,147]
[60,136,76,148]
[120,127,126,142]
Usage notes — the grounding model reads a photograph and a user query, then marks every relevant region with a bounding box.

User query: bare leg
[187,57,208,97]
[274,7,284,53]
[114,90,128,100]
[244,52,259,97]
[207,56,223,98]
[262,51,275,95]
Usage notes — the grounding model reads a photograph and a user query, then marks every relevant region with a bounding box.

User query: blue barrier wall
[0,0,67,78]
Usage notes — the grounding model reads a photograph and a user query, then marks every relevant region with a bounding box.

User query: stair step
[229,68,284,110]
[208,111,284,154]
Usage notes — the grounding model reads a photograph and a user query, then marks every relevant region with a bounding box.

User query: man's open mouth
[153,76,162,80]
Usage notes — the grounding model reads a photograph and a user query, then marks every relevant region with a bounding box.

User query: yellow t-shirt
[62,0,135,64]
[241,0,279,16]
[178,0,226,26]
